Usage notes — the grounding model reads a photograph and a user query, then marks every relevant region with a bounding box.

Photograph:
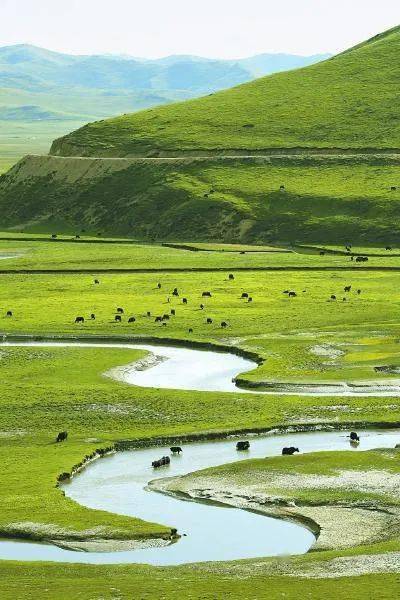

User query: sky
[0,0,400,58]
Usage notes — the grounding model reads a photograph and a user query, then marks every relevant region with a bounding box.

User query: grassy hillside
[50,26,400,157]
[2,154,400,244]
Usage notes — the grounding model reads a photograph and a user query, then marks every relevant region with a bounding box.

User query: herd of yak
[69,276,363,330]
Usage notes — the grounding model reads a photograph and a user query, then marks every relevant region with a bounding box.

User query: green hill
[50,26,400,157]
[2,153,400,244]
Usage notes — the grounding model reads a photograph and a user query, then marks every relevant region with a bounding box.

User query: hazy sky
[1,0,400,58]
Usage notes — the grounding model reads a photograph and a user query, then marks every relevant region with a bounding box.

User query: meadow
[0,240,399,598]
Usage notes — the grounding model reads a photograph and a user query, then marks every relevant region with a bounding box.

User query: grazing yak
[288,291,297,298]
[356,256,368,262]
[56,431,68,443]
[182,298,188,304]
[172,288,179,296]
[202,291,212,298]
[128,317,136,323]
[206,318,213,324]
[200,304,204,310]
[282,447,299,455]
[6,310,12,317]
[152,456,171,468]
[170,446,183,455]
[236,441,250,451]
[94,279,100,285]
[117,307,124,314]
[90,314,96,320]
[157,283,162,289]
[229,274,235,280]
[171,309,176,316]
[115,315,122,322]
[147,311,151,317]
[155,316,162,323]
[241,292,249,299]
[320,251,325,256]
[188,328,193,333]
[344,285,351,292]
[248,297,253,303]
[221,321,228,328]
[350,431,360,442]
[330,295,337,301]
[75,316,84,323]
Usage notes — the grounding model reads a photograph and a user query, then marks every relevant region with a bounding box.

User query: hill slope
[2,154,400,244]
[50,26,400,157]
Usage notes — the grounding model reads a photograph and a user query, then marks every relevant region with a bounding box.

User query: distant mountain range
[0,44,330,121]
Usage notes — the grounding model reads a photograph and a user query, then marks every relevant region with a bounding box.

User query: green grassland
[3,155,400,243]
[3,237,400,270]
[50,26,400,157]
[0,241,400,597]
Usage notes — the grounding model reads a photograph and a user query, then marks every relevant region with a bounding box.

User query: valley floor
[0,239,399,598]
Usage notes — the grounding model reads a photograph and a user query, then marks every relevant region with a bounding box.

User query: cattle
[200,304,204,310]
[350,256,354,261]
[345,245,352,252]
[128,317,136,323]
[152,456,171,468]
[320,251,325,256]
[282,447,299,455]
[94,279,100,285]
[188,328,193,333]
[343,298,347,302]
[288,291,297,298]
[241,293,249,299]
[202,292,212,298]
[162,314,170,321]
[248,297,253,303]
[330,295,337,301]
[90,313,95,320]
[206,318,213,324]
[117,308,124,314]
[56,431,68,443]
[115,315,122,322]
[75,316,84,323]
[182,298,188,304]
[172,288,179,296]
[229,274,235,280]
[236,441,250,451]
[391,186,397,191]
[75,235,80,239]
[356,256,368,262]
[155,316,162,323]
[344,285,351,292]
[357,289,361,295]
[6,310,12,317]
[170,446,183,455]
[386,246,392,251]
[162,322,167,327]
[157,283,162,289]
[280,185,285,191]
[51,234,57,239]
[283,290,289,294]
[147,311,151,317]
[221,321,228,328]
[171,309,176,316]
[349,431,360,442]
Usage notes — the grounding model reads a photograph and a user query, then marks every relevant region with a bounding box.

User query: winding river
[0,339,399,565]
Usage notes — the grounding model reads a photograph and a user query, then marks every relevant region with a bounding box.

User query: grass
[5,238,400,270]
[50,26,400,156]
[3,155,400,243]
[182,448,400,506]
